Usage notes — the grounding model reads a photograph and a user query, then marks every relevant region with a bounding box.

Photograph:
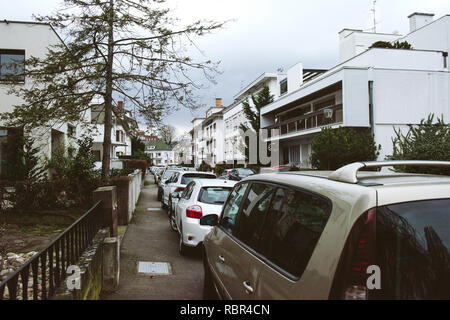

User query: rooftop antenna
[370,0,378,33]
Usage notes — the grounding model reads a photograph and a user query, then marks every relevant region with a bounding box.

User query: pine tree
[239,84,274,164]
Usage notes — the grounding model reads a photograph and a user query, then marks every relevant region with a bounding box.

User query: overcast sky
[3,0,450,137]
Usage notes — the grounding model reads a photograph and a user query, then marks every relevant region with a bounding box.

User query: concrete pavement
[101,178,204,300]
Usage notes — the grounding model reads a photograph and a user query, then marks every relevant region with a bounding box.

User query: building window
[92,150,101,162]
[68,125,76,138]
[0,49,25,82]
[280,78,288,95]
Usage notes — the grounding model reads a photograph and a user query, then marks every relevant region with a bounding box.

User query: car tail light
[174,187,185,192]
[186,205,202,219]
[329,208,376,300]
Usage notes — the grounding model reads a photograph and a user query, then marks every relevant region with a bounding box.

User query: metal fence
[0,201,103,300]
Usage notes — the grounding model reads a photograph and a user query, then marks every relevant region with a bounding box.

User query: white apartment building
[223,72,286,163]
[260,12,450,167]
[172,133,192,165]
[189,99,225,167]
[0,21,89,177]
[145,140,174,166]
[91,100,136,170]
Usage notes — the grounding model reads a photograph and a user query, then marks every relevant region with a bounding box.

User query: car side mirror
[172,192,181,199]
[200,214,219,226]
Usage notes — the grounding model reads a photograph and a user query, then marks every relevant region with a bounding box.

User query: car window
[237,168,255,176]
[220,182,249,233]
[259,187,331,278]
[181,182,194,199]
[234,183,275,250]
[184,181,195,199]
[373,198,450,299]
[198,187,233,205]
[168,172,178,183]
[181,174,216,185]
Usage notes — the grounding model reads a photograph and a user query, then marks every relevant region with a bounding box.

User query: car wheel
[161,200,167,210]
[169,212,178,232]
[178,227,187,256]
[157,188,162,201]
[202,247,218,300]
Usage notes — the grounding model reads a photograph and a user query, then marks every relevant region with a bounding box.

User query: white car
[172,179,237,255]
[162,171,216,209]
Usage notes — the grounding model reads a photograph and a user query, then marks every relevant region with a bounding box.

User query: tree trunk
[101,0,115,180]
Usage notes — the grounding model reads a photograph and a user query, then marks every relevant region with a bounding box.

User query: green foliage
[386,114,450,175]
[198,161,213,173]
[110,168,135,177]
[131,135,145,154]
[131,150,153,166]
[370,40,413,49]
[311,127,380,170]
[39,134,101,209]
[240,85,274,164]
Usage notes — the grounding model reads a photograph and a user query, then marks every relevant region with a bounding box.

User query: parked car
[218,169,233,179]
[260,166,301,173]
[201,160,450,300]
[163,171,216,210]
[157,169,182,201]
[171,179,237,254]
[225,168,256,181]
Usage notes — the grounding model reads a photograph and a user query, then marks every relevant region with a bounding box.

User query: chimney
[408,13,434,32]
[117,101,124,109]
[215,98,222,107]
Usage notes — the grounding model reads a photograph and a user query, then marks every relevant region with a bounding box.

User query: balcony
[269,104,343,138]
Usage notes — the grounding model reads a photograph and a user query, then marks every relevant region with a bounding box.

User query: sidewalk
[101,178,203,300]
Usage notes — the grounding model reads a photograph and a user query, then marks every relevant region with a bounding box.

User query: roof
[145,140,172,151]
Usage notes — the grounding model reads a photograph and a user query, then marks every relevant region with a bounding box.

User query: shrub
[386,114,450,175]
[370,40,413,49]
[124,159,147,178]
[198,160,213,173]
[311,127,380,170]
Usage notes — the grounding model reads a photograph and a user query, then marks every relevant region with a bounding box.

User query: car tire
[178,227,187,256]
[169,212,178,232]
[157,188,162,201]
[202,247,218,300]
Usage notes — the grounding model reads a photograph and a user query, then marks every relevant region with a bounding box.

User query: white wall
[339,29,401,63]
[401,15,450,57]
[0,22,89,164]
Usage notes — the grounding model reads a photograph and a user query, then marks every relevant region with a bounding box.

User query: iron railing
[0,201,103,300]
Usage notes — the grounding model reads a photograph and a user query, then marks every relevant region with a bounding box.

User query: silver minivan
[200,161,450,300]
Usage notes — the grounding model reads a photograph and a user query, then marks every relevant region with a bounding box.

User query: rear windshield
[374,198,450,299]
[198,187,232,204]
[237,168,255,176]
[181,174,215,185]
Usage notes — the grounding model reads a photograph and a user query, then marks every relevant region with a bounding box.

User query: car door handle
[218,255,225,263]
[242,281,254,294]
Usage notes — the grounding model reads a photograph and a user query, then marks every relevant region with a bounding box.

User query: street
[101,179,204,300]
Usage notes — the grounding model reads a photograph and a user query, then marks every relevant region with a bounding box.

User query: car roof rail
[328,160,450,184]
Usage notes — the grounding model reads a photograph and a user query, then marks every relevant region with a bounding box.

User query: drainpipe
[443,52,448,69]
[368,81,375,136]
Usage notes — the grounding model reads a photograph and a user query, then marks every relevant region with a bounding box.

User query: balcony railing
[0,201,103,300]
[269,104,343,137]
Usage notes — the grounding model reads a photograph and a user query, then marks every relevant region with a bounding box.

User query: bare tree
[1,0,225,179]
[158,124,176,147]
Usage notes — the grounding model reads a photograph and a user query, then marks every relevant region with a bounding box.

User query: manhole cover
[138,262,171,275]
